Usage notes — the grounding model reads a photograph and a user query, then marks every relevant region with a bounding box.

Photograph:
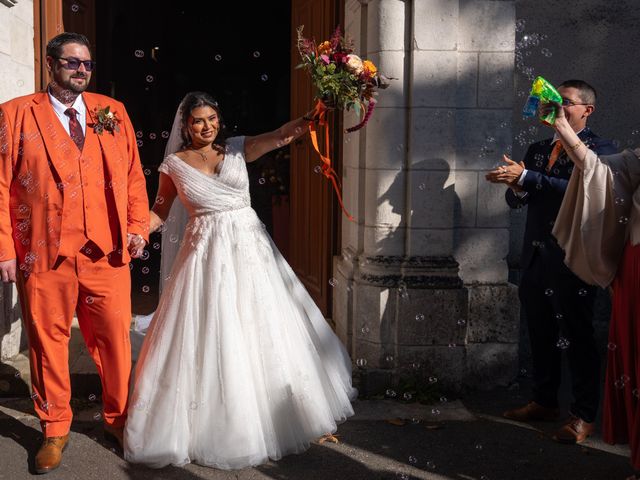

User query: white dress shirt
[48,88,87,136]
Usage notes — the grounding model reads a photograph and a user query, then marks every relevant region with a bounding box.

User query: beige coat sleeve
[552,148,640,288]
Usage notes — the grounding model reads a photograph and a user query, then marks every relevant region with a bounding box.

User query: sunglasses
[561,97,590,107]
[54,56,96,72]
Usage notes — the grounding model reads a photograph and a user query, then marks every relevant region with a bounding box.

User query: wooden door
[290,0,343,317]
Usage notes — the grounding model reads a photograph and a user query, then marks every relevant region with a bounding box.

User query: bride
[123,91,357,470]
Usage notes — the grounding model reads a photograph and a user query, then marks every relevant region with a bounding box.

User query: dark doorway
[72,0,293,313]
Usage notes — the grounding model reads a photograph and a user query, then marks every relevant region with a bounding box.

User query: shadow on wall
[372,157,460,257]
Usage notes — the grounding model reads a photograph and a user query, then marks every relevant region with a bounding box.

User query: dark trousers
[519,248,600,423]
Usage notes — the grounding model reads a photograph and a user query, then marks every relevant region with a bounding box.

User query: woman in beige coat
[540,102,640,480]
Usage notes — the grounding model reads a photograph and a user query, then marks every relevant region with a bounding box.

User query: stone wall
[335,0,519,393]
[0,0,33,360]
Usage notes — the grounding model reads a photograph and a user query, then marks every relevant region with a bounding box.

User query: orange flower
[318,41,332,55]
[363,60,377,78]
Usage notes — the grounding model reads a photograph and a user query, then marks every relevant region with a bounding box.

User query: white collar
[47,87,86,117]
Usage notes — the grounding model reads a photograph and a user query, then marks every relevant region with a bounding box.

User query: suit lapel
[82,93,123,181]
[31,91,77,180]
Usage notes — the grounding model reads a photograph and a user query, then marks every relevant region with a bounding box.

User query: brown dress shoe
[103,424,124,449]
[503,401,559,421]
[35,434,69,474]
[553,415,595,444]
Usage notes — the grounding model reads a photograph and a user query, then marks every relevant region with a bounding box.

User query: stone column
[334,0,519,393]
[0,0,34,360]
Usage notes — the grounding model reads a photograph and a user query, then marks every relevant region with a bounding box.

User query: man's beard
[54,73,89,94]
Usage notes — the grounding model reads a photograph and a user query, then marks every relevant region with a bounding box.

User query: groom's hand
[127,233,146,259]
[0,259,16,283]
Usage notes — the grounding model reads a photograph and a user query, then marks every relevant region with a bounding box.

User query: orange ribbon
[308,100,355,222]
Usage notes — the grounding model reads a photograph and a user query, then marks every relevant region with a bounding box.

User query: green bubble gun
[522,76,562,125]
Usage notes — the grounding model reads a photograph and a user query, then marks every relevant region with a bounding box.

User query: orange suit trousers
[17,253,132,438]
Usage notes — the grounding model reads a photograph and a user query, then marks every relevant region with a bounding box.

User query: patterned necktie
[65,107,85,152]
[545,141,564,173]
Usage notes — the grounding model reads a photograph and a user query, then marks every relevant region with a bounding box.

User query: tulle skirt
[124,207,356,469]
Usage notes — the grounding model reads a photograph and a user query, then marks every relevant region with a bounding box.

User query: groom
[0,32,149,473]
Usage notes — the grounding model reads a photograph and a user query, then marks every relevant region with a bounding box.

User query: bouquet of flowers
[296,25,390,132]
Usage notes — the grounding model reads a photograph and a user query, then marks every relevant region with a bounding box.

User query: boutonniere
[91,106,121,135]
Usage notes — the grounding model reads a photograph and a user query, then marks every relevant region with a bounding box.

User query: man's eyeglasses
[561,97,591,107]
[54,57,96,72]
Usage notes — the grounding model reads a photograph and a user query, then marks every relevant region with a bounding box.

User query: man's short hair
[46,32,91,59]
[559,79,597,105]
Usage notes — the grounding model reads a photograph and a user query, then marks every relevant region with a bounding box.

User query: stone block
[455,228,510,283]
[458,0,515,52]
[0,7,11,55]
[12,0,34,26]
[464,343,519,389]
[1,284,23,361]
[396,345,467,391]
[345,0,363,54]
[410,108,456,170]
[342,122,361,169]
[332,257,353,348]
[412,50,458,107]
[365,168,405,227]
[363,225,406,256]
[342,166,361,237]
[455,109,513,170]
[478,52,514,109]
[414,0,458,51]
[353,338,397,370]
[453,171,479,228]
[409,171,456,229]
[367,0,406,53]
[366,51,405,108]
[0,53,34,103]
[467,284,520,343]
[457,52,478,108]
[396,288,468,346]
[11,17,34,66]
[1,319,23,362]
[354,283,397,345]
[364,107,406,169]
[477,177,510,228]
[408,228,454,257]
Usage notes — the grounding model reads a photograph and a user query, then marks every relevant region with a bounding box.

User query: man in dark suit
[486,79,617,444]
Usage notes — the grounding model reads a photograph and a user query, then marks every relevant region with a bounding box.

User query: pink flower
[320,54,330,65]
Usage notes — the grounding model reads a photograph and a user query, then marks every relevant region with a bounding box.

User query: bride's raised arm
[149,172,178,233]
[243,107,322,163]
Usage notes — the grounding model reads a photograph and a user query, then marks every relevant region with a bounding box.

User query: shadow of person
[358,157,461,391]
[0,409,43,474]
[0,362,30,399]
[256,438,391,480]
[375,157,459,257]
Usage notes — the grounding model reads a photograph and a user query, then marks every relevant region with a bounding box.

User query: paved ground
[0,375,633,480]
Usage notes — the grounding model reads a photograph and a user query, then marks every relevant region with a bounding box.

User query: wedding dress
[123,136,356,469]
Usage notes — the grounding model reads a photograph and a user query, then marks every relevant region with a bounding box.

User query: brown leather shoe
[503,401,559,422]
[103,424,123,449]
[35,434,69,474]
[553,415,595,444]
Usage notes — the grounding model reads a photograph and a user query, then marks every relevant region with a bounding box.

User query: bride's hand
[127,233,146,258]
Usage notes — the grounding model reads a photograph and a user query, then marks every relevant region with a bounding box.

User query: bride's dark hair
[179,91,227,149]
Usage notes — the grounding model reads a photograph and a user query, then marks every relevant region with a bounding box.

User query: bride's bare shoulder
[172,150,189,161]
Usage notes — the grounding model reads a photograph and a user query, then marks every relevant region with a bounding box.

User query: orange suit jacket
[0,91,149,273]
